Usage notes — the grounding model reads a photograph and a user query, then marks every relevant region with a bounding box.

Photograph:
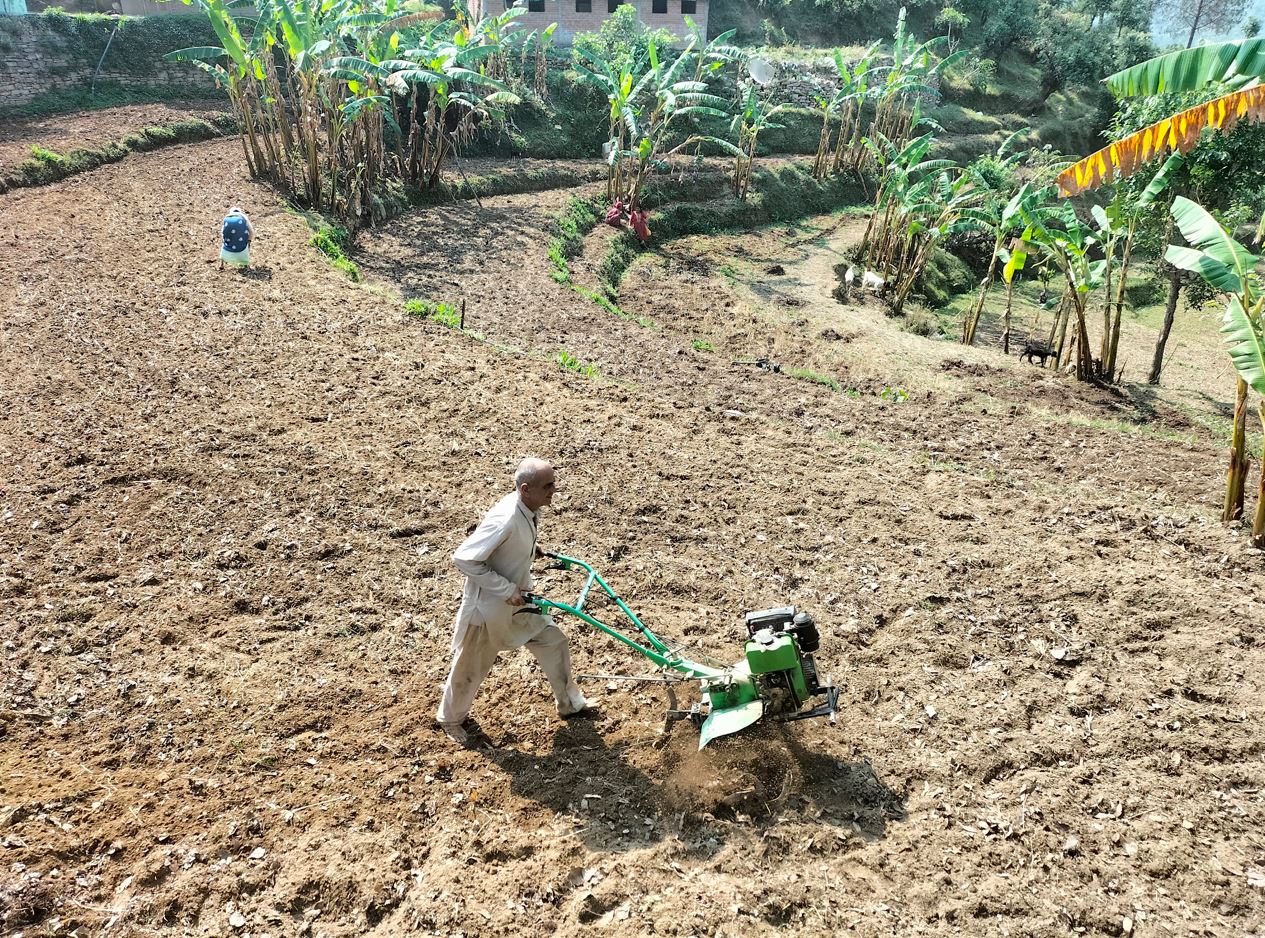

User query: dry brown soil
[0,102,228,175]
[2,130,1264,938]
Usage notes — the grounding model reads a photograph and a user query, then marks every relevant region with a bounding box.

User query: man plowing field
[436,458,590,746]
[436,459,837,749]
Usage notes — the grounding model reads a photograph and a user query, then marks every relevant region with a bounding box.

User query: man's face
[520,467,557,511]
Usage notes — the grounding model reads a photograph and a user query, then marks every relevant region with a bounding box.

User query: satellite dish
[747,57,775,86]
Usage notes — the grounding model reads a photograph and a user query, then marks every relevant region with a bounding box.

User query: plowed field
[2,131,1264,938]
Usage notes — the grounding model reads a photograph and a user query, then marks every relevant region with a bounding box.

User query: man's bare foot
[437,721,469,745]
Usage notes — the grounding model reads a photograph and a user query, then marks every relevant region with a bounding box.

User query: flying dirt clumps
[660,724,800,817]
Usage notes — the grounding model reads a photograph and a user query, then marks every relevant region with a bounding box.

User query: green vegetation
[691,339,714,352]
[405,298,462,329]
[785,367,841,391]
[0,116,233,194]
[556,349,601,377]
[309,225,360,281]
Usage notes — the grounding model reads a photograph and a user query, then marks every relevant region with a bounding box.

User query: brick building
[486,0,709,45]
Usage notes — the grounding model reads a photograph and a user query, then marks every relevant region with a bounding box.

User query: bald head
[515,458,557,511]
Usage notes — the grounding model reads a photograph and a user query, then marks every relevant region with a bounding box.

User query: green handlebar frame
[523,554,727,680]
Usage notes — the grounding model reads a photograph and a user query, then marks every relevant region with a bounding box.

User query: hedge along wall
[0,12,220,111]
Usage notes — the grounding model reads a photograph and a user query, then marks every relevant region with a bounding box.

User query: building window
[576,0,591,9]
[652,0,666,11]
[681,0,696,11]
[527,0,544,10]
[607,0,619,10]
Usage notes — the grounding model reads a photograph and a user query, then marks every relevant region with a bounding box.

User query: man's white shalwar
[436,491,585,726]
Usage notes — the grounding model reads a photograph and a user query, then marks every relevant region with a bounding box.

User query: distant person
[219,206,253,270]
[436,458,590,745]
[605,198,627,229]
[628,204,651,245]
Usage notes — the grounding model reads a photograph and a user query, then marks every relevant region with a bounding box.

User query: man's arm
[453,507,519,601]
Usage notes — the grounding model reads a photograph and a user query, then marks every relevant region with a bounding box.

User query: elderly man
[436,458,589,744]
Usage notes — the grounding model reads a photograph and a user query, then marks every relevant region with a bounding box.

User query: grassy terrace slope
[1,125,1263,938]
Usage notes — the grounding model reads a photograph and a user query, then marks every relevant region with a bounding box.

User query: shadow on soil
[478,717,906,854]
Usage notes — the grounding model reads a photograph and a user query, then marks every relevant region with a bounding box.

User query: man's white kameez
[436,492,585,726]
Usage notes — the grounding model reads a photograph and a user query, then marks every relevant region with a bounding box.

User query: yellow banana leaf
[1057,85,1265,197]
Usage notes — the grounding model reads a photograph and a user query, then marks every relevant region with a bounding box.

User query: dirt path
[2,136,1264,937]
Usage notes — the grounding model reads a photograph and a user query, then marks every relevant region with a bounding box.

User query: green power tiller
[517,554,839,748]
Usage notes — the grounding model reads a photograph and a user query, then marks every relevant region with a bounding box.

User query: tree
[574,38,733,206]
[1164,197,1265,544]
[1155,0,1249,48]
[1059,39,1265,525]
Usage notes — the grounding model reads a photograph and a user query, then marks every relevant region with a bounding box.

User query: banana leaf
[1057,85,1265,196]
[1106,39,1265,97]
[1167,196,1254,290]
[1221,296,1265,395]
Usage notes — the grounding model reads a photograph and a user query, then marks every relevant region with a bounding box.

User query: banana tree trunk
[1106,225,1136,380]
[813,112,832,180]
[1252,401,1265,547]
[1052,288,1073,368]
[1224,377,1251,522]
[964,243,1000,345]
[1002,276,1016,354]
[1100,240,1115,365]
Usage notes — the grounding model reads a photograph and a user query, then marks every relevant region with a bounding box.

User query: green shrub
[903,308,944,338]
[405,298,462,328]
[918,247,976,307]
[30,145,63,165]
[571,4,677,69]
[548,242,571,284]
[1125,277,1167,308]
[308,224,359,280]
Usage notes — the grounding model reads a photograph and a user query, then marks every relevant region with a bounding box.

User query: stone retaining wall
[0,13,216,110]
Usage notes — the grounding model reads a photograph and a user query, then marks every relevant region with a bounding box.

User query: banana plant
[858,132,956,278]
[1085,152,1185,380]
[575,38,733,206]
[860,7,968,169]
[887,167,983,314]
[810,43,878,180]
[998,240,1028,354]
[1164,196,1265,538]
[958,133,1053,346]
[1017,201,1106,380]
[730,81,787,200]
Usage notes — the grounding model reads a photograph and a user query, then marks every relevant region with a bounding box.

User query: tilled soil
[2,135,1264,938]
[0,102,230,176]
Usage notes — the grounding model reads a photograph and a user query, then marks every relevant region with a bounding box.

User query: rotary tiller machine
[517,554,839,748]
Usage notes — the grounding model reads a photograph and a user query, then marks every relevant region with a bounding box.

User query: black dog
[1021,339,1055,366]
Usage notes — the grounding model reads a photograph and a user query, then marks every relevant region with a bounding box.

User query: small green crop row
[0,115,234,194]
[405,298,461,329]
[308,224,359,281]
